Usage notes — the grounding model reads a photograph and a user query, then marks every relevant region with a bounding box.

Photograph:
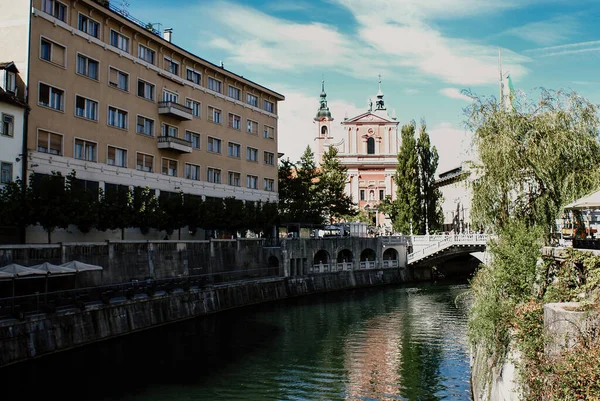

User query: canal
[3,281,473,401]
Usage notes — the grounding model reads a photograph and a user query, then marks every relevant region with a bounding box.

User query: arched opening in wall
[367,137,375,154]
[268,255,279,276]
[313,250,330,272]
[337,249,353,263]
[383,248,398,260]
[321,126,328,137]
[360,248,376,261]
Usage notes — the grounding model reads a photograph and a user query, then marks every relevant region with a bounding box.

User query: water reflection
[2,282,472,401]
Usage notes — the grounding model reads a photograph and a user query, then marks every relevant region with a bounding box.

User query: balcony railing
[158,101,193,120]
[157,136,193,153]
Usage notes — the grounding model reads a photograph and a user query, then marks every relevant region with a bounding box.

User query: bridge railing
[407,234,491,263]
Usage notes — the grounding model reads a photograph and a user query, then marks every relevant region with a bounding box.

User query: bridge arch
[383,248,398,260]
[314,250,330,265]
[337,249,353,263]
[360,248,376,261]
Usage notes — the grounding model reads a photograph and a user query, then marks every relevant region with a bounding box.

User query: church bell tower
[314,80,334,165]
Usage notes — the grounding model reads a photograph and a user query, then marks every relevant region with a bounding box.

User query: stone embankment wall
[0,268,410,368]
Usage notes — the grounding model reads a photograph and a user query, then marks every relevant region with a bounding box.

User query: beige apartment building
[0,0,284,217]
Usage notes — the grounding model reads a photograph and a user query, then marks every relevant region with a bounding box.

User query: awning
[30,262,76,275]
[60,261,103,272]
[564,189,600,210]
[0,264,47,278]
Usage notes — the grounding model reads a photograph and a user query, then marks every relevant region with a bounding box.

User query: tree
[97,184,134,240]
[156,191,185,239]
[66,171,99,234]
[318,146,357,222]
[132,186,159,235]
[416,121,443,233]
[29,172,70,243]
[0,178,30,231]
[464,88,600,236]
[391,122,421,234]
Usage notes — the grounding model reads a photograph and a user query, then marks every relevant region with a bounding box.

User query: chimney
[163,28,173,43]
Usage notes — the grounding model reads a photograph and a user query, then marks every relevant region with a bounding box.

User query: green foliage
[392,121,420,234]
[30,172,70,243]
[416,121,443,233]
[465,88,600,235]
[66,172,99,234]
[132,186,159,235]
[97,184,134,239]
[0,178,29,228]
[318,146,357,222]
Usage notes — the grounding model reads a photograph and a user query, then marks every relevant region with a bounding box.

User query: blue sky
[128,0,600,173]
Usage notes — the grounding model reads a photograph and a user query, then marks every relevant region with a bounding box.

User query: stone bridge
[407,234,491,267]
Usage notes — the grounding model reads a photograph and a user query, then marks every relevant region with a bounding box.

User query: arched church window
[367,137,375,154]
[321,126,328,137]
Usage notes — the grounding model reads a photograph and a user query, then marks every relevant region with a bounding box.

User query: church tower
[314,80,333,165]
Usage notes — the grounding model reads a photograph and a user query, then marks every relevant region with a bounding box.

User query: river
[3,281,473,401]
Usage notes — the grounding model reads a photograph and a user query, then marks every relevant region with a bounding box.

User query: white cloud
[403,88,421,95]
[502,16,578,46]
[427,122,474,174]
[524,40,600,57]
[440,88,473,102]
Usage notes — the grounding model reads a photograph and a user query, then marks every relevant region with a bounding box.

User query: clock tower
[314,80,333,164]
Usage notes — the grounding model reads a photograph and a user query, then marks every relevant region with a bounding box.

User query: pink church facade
[315,80,400,233]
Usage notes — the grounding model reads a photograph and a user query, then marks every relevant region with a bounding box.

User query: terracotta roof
[0,87,28,109]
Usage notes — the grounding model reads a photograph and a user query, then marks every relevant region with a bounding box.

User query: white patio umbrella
[0,264,47,310]
[60,260,103,289]
[30,262,77,299]
[564,189,600,210]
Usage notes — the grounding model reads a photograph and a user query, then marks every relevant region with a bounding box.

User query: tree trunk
[47,230,52,244]
[121,227,125,240]
[178,227,181,240]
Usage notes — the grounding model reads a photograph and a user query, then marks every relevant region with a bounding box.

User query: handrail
[158,101,193,114]
[157,135,193,147]
[408,234,491,263]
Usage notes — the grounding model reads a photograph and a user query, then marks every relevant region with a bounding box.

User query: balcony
[157,136,193,153]
[158,101,193,120]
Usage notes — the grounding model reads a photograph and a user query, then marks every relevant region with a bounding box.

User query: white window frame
[108,66,129,92]
[247,119,258,135]
[75,52,99,80]
[164,56,179,76]
[39,36,66,68]
[247,93,258,107]
[161,123,178,138]
[137,44,156,65]
[136,114,155,137]
[185,163,201,181]
[1,114,15,137]
[77,12,100,38]
[264,125,275,139]
[136,152,154,173]
[109,29,130,53]
[107,145,128,167]
[207,136,221,154]
[74,94,99,121]
[185,98,201,118]
[0,162,13,184]
[228,171,241,187]
[207,167,222,184]
[246,147,258,162]
[36,129,63,156]
[264,151,275,166]
[246,175,258,189]
[42,0,67,22]
[228,141,241,158]
[161,157,178,177]
[264,178,275,192]
[185,130,201,149]
[5,71,16,94]
[186,68,202,85]
[228,113,241,130]
[207,77,222,93]
[162,89,179,103]
[38,81,65,112]
[228,85,241,101]
[136,78,155,101]
[264,100,274,113]
[73,137,98,162]
[107,105,128,130]
[208,105,222,124]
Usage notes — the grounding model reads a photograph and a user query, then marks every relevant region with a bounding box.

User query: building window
[108,106,128,129]
[360,190,365,201]
[162,89,178,103]
[247,175,258,189]
[207,137,221,153]
[247,94,258,107]
[228,86,241,100]
[264,178,275,192]
[110,30,129,52]
[1,114,14,137]
[161,123,178,137]
[207,77,221,93]
[137,79,155,101]
[379,190,385,200]
[136,115,154,136]
[186,68,201,85]
[162,158,177,176]
[37,130,62,155]
[263,125,275,139]
[107,146,127,167]
[4,71,16,94]
[185,163,200,181]
[40,37,66,67]
[138,44,155,64]
[75,95,98,121]
[228,142,241,158]
[78,14,99,38]
[228,171,240,187]
[136,153,153,172]
[246,147,258,162]
[367,137,375,154]
[207,168,221,184]
[264,100,274,113]
[42,0,66,22]
[185,131,200,149]
[109,67,129,91]
[76,54,99,80]
[164,57,179,75]
[74,138,96,161]
[185,98,201,117]
[264,151,274,166]
[0,162,12,184]
[247,119,258,134]
[369,190,375,200]
[228,113,241,130]
[38,82,64,111]
[208,106,221,124]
